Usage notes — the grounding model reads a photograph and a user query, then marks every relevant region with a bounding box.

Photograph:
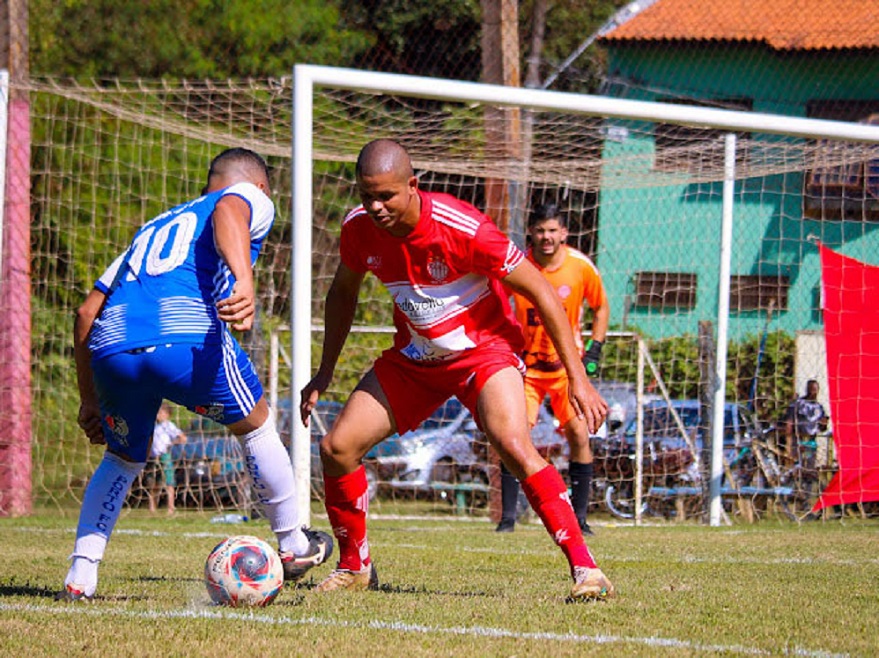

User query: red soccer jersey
[340,190,526,363]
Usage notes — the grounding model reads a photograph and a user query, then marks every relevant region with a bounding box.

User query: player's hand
[569,374,608,435]
[582,339,603,377]
[216,283,255,331]
[300,370,333,427]
[77,402,105,445]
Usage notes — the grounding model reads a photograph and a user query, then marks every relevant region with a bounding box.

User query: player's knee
[319,434,350,467]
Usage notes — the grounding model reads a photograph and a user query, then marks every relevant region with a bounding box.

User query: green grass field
[1,508,876,657]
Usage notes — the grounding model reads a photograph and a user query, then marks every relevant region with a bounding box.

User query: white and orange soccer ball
[204,535,284,607]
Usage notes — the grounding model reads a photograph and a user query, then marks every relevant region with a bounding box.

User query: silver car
[381,397,486,498]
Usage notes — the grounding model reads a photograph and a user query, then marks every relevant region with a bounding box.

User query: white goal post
[290,64,879,527]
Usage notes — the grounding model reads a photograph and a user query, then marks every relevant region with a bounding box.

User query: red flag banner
[815,244,879,511]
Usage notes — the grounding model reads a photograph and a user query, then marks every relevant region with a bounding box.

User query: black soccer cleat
[280,527,334,582]
[578,519,595,536]
[495,518,515,533]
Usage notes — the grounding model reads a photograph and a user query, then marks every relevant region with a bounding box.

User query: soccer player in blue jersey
[57,148,332,602]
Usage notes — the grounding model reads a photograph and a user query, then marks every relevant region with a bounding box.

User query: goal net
[11,67,879,524]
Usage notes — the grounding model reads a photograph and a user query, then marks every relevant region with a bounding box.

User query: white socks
[238,414,308,555]
[66,452,144,595]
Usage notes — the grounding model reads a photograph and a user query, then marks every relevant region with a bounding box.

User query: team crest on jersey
[426,254,450,283]
[104,414,130,446]
[195,403,225,421]
[557,284,572,300]
[366,255,382,271]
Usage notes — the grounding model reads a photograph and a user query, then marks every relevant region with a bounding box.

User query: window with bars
[633,271,697,310]
[804,101,879,221]
[729,275,789,312]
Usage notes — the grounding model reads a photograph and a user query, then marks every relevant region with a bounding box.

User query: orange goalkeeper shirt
[511,245,607,378]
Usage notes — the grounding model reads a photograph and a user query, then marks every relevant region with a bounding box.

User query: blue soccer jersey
[88,182,274,359]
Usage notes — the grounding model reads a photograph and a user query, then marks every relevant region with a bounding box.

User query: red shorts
[374,343,524,433]
[524,372,574,428]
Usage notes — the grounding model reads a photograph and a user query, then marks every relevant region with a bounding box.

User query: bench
[647,485,794,498]
[647,484,796,522]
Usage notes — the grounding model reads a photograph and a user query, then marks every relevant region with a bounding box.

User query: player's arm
[590,297,610,343]
[299,262,366,426]
[504,260,607,433]
[580,265,610,376]
[818,407,829,432]
[74,288,108,445]
[213,194,256,332]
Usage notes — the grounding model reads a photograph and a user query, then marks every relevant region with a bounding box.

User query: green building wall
[598,43,879,341]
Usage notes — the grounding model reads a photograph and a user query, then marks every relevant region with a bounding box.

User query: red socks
[522,464,598,571]
[323,466,371,571]
[325,463,596,574]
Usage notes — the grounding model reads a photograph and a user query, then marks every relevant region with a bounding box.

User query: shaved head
[354,139,421,235]
[356,139,414,180]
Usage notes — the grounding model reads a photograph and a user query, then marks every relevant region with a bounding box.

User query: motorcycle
[595,432,700,520]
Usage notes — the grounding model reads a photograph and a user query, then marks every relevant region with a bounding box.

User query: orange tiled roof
[602,0,879,50]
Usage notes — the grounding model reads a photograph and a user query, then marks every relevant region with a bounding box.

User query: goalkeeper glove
[583,339,603,377]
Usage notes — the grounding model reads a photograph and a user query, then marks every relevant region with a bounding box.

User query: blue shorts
[91,336,262,461]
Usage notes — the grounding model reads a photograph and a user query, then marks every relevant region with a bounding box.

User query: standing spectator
[146,403,186,515]
[57,148,332,602]
[300,139,614,601]
[498,203,610,535]
[784,379,829,465]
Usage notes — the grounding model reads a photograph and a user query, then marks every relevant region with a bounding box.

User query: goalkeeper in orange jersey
[498,203,610,535]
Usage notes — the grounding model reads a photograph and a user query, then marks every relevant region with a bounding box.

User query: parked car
[622,399,761,456]
[172,416,249,508]
[382,397,488,502]
[283,396,492,507]
[593,380,662,435]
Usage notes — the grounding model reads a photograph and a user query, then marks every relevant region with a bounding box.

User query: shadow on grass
[0,579,58,598]
[378,582,500,598]
[136,575,203,583]
[292,577,499,598]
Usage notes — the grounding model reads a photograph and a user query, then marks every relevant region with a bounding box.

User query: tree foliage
[30,0,629,85]
[29,0,374,78]
[337,0,483,80]
[519,0,632,92]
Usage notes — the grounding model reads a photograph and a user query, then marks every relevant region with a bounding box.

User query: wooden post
[482,0,521,522]
[480,0,521,234]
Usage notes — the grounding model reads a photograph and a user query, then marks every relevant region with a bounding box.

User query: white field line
[12,526,879,568]
[0,602,848,658]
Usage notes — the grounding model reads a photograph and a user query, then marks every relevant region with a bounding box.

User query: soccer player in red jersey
[498,203,609,535]
[300,139,615,600]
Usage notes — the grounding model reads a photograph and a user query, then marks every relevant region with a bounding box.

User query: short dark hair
[529,203,565,228]
[207,147,270,185]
